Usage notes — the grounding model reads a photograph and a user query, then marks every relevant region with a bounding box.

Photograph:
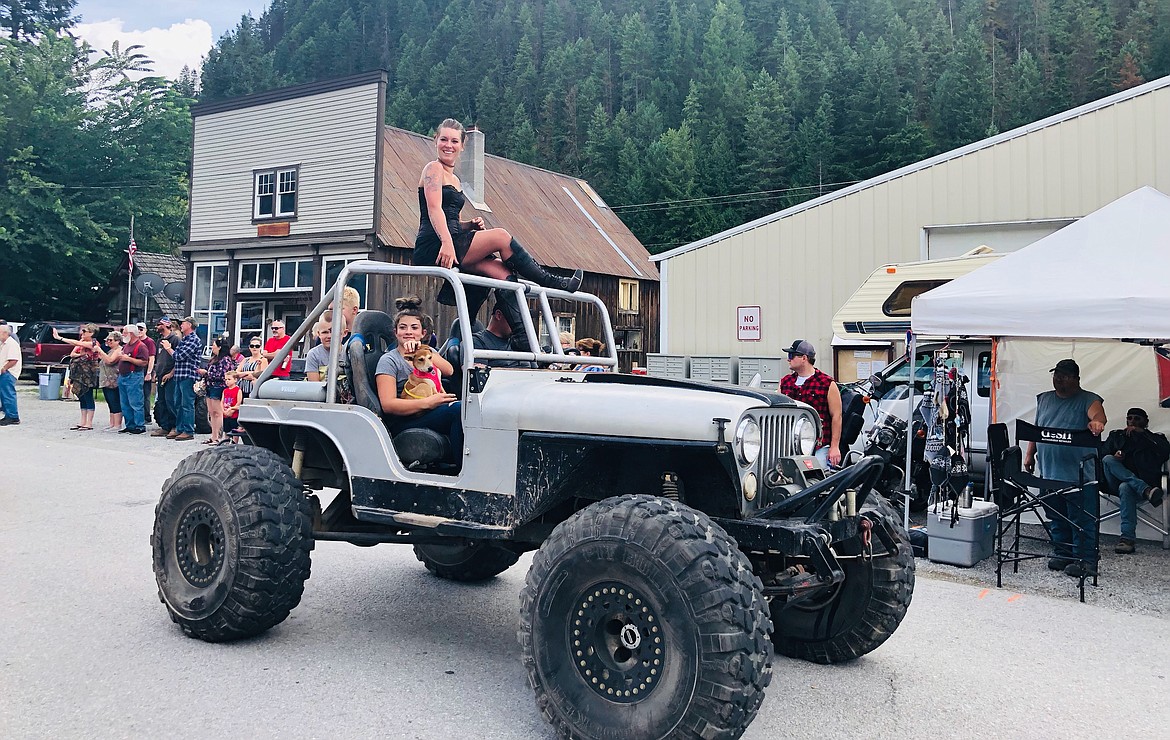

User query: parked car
[17,321,119,378]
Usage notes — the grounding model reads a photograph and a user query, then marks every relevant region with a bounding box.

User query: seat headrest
[447,317,485,343]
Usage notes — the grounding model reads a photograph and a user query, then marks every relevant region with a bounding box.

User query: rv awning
[911,187,1170,340]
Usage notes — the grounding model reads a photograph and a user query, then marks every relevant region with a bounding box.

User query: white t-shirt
[0,335,21,378]
[794,373,810,387]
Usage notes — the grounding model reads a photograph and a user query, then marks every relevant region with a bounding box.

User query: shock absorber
[661,472,681,500]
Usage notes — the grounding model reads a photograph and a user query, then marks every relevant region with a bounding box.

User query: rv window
[882,280,950,317]
[977,352,992,397]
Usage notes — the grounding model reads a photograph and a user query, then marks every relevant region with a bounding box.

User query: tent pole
[904,332,915,533]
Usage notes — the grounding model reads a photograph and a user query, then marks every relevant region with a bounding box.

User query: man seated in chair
[1102,407,1169,554]
[471,299,536,369]
[1023,359,1107,578]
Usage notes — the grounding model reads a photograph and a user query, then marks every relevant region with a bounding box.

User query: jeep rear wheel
[520,495,773,740]
[413,541,520,582]
[770,497,914,664]
[151,446,313,642]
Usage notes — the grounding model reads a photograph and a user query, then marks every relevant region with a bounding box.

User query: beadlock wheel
[571,582,665,703]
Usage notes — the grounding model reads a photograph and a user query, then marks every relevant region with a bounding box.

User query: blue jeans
[1103,455,1149,540]
[388,401,463,463]
[117,371,145,430]
[0,371,18,420]
[170,377,196,434]
[1042,482,1099,562]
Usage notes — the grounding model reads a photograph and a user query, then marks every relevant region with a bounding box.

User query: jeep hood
[472,370,805,440]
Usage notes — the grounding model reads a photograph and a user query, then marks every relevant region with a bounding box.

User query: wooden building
[103,251,187,328]
[183,71,658,369]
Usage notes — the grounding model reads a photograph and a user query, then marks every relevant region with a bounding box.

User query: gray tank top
[1035,389,1102,482]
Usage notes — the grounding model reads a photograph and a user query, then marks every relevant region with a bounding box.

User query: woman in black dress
[416,119,582,345]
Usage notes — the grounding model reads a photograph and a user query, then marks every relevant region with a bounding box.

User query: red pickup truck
[18,321,119,378]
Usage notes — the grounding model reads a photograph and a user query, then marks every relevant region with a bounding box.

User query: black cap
[1127,407,1149,420]
[1050,359,1079,376]
[784,339,816,360]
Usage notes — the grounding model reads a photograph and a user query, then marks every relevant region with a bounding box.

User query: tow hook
[860,518,873,561]
[713,418,730,453]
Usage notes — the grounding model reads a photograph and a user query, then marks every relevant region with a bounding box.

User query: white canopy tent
[912,186,1170,340]
[909,186,1170,541]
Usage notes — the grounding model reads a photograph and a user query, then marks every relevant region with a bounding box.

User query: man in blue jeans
[1023,359,1107,578]
[0,323,21,425]
[1102,407,1169,554]
[116,324,150,433]
[163,316,203,441]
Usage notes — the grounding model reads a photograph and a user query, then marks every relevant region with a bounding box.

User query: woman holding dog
[375,296,462,463]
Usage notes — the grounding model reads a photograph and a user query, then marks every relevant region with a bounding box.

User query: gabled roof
[110,251,187,317]
[378,126,657,281]
[652,74,1170,263]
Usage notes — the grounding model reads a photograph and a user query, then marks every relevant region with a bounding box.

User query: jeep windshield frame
[254,260,618,402]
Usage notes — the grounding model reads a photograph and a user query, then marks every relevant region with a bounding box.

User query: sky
[73,1,271,79]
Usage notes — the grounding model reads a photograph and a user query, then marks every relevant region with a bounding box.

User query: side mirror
[867,374,883,392]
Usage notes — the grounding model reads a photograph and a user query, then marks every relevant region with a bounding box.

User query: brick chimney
[457,126,489,210]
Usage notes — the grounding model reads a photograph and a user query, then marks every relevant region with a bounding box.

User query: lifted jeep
[151,262,914,739]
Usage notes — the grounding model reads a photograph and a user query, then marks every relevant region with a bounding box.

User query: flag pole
[125,216,135,325]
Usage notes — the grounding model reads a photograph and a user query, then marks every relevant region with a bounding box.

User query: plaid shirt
[171,331,203,380]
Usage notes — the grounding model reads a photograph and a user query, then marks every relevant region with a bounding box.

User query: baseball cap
[784,339,816,360]
[1050,358,1079,376]
[1127,407,1149,420]
[157,316,172,327]
[180,315,198,326]
[136,322,147,332]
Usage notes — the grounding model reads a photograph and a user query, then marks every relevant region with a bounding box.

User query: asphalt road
[2,392,1169,739]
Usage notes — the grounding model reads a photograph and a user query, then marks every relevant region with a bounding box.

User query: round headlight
[734,417,761,465]
[793,415,817,456]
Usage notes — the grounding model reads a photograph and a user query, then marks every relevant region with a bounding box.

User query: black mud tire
[151,445,313,642]
[519,495,773,740]
[413,541,521,582]
[770,496,914,664]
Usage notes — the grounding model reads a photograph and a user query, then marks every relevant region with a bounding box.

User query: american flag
[127,237,137,269]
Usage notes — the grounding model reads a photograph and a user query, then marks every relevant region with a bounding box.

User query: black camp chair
[990,420,1101,602]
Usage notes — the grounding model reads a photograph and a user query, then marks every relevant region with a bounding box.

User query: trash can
[39,372,63,401]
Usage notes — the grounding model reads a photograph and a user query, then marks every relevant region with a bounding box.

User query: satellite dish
[135,272,166,295]
[162,281,186,301]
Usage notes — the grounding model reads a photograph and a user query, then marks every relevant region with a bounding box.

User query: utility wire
[609,179,861,211]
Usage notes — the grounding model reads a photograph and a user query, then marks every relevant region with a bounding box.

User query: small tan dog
[403,344,443,399]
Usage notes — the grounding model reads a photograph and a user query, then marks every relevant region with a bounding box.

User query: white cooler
[927,499,999,567]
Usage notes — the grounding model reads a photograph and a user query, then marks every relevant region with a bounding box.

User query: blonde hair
[435,118,466,142]
[558,331,573,345]
[341,286,360,311]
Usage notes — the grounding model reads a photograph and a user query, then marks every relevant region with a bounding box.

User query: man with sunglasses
[1101,406,1169,554]
[263,320,293,379]
[779,339,842,470]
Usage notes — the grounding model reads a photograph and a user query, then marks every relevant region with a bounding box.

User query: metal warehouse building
[651,75,1170,383]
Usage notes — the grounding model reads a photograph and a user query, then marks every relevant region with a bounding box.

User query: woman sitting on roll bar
[414,118,582,346]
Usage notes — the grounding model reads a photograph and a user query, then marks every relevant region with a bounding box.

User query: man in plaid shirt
[162,316,204,441]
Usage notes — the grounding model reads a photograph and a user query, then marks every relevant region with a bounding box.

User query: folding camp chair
[990,421,1101,602]
[1098,457,1170,549]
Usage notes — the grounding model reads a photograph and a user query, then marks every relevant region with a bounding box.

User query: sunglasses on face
[787,352,804,359]
[250,344,261,349]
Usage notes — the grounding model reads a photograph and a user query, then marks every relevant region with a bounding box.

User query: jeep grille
[758,412,797,471]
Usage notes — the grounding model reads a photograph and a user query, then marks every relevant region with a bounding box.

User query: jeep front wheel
[770,497,914,664]
[413,541,520,582]
[519,495,773,740]
[151,446,313,642]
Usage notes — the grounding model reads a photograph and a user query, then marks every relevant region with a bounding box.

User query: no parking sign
[738,306,761,341]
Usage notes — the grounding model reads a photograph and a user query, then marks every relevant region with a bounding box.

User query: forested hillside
[202,0,1170,252]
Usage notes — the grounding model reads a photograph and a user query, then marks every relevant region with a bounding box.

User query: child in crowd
[221,371,242,443]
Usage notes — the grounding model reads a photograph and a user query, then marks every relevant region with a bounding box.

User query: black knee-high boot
[504,238,583,292]
[494,288,533,352]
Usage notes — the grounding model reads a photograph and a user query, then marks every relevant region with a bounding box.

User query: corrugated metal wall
[661,81,1170,366]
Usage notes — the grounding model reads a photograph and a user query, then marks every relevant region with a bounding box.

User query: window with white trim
[192,262,229,353]
[322,256,368,308]
[254,166,298,219]
[236,301,269,349]
[277,259,313,291]
[539,314,575,350]
[239,261,276,292]
[618,279,639,313]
